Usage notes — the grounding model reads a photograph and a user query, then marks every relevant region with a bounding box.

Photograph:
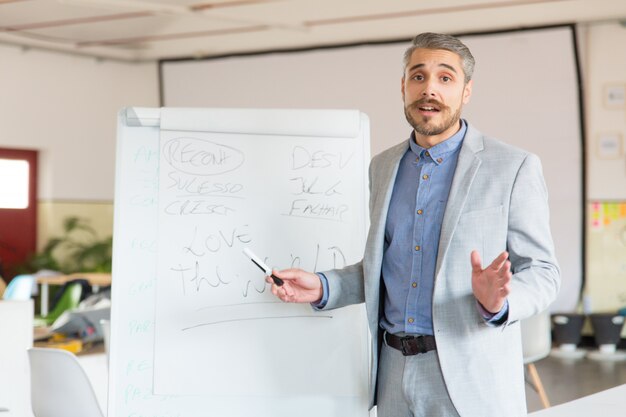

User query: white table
[37,273,111,316]
[528,384,626,416]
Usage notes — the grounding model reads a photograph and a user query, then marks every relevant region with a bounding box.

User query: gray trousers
[376,342,461,417]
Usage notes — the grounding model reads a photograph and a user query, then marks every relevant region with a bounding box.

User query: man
[267,32,560,417]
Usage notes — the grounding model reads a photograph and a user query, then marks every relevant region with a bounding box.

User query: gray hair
[403,32,475,83]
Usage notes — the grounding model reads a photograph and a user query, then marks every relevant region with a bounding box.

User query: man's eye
[442,76,451,82]
[413,75,424,81]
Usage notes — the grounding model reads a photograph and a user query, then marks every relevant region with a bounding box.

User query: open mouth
[412,100,443,115]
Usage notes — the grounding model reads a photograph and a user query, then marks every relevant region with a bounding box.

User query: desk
[37,273,111,316]
[528,384,626,416]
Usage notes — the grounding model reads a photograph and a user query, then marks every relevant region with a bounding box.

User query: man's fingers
[494,260,511,279]
[267,269,300,300]
[283,284,295,298]
[489,251,509,271]
[272,268,304,281]
[274,284,292,302]
[501,283,511,296]
[268,277,288,301]
[270,282,279,297]
[470,250,482,273]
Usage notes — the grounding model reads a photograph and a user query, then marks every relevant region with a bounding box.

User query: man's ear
[462,79,473,104]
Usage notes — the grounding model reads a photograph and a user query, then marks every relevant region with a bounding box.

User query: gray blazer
[321,124,560,416]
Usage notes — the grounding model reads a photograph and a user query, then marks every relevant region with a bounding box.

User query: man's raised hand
[470,250,511,314]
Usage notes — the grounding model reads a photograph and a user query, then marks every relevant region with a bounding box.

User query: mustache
[408,98,447,110]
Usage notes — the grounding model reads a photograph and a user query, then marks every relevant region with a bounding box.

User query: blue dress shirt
[380,121,466,335]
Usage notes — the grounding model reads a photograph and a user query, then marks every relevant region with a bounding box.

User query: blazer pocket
[457,205,506,263]
[459,205,504,221]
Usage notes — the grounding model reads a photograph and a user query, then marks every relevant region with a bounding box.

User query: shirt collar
[408,119,467,165]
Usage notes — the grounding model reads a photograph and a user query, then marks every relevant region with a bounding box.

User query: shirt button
[408,318,415,323]
[422,174,429,180]
[412,282,417,288]
[437,157,443,163]
[415,157,419,162]
[424,151,430,157]
[415,245,421,251]
[417,209,423,215]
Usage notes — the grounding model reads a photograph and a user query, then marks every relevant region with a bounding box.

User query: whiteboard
[109,107,370,417]
[161,26,583,312]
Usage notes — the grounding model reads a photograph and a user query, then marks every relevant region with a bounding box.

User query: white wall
[583,22,626,316]
[0,44,159,201]
[585,22,626,200]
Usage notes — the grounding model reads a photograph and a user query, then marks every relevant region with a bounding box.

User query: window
[0,158,29,209]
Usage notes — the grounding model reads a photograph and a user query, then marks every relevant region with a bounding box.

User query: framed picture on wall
[603,83,626,109]
[596,132,623,159]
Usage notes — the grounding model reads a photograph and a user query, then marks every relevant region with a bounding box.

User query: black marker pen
[242,248,284,286]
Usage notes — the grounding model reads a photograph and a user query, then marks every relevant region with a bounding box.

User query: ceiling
[1,0,626,62]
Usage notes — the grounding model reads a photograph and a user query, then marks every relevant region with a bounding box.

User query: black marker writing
[290,176,343,196]
[286,199,348,222]
[183,227,205,257]
[291,146,355,170]
[164,200,235,216]
[167,171,244,198]
[242,279,267,297]
[329,246,347,269]
[162,137,244,176]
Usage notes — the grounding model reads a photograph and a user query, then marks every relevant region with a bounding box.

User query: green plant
[18,216,112,274]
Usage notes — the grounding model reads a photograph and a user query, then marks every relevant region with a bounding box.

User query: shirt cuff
[476,299,509,326]
[311,273,329,310]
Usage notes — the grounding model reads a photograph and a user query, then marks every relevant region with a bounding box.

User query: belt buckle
[400,335,426,356]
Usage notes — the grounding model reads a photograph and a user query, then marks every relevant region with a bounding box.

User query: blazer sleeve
[505,153,561,323]
[321,261,365,310]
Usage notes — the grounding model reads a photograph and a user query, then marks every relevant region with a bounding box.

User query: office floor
[526,354,626,413]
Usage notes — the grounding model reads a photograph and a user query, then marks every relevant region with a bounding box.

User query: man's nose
[421,85,436,97]
[421,79,437,97]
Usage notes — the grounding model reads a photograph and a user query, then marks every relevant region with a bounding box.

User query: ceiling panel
[24,14,240,42]
[0,2,121,26]
[0,0,625,61]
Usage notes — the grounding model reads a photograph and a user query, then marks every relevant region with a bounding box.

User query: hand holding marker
[242,248,284,286]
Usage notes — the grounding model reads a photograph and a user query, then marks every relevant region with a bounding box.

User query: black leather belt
[385,332,437,356]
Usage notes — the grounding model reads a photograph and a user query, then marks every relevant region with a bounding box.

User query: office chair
[2,274,35,300]
[33,282,83,327]
[521,308,552,409]
[28,347,104,417]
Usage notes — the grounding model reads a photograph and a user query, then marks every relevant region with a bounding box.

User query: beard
[404,99,462,136]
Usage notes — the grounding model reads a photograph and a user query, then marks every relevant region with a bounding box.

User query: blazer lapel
[364,140,407,307]
[435,125,484,276]
[372,142,407,224]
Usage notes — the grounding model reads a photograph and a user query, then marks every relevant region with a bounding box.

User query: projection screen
[161,26,583,312]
